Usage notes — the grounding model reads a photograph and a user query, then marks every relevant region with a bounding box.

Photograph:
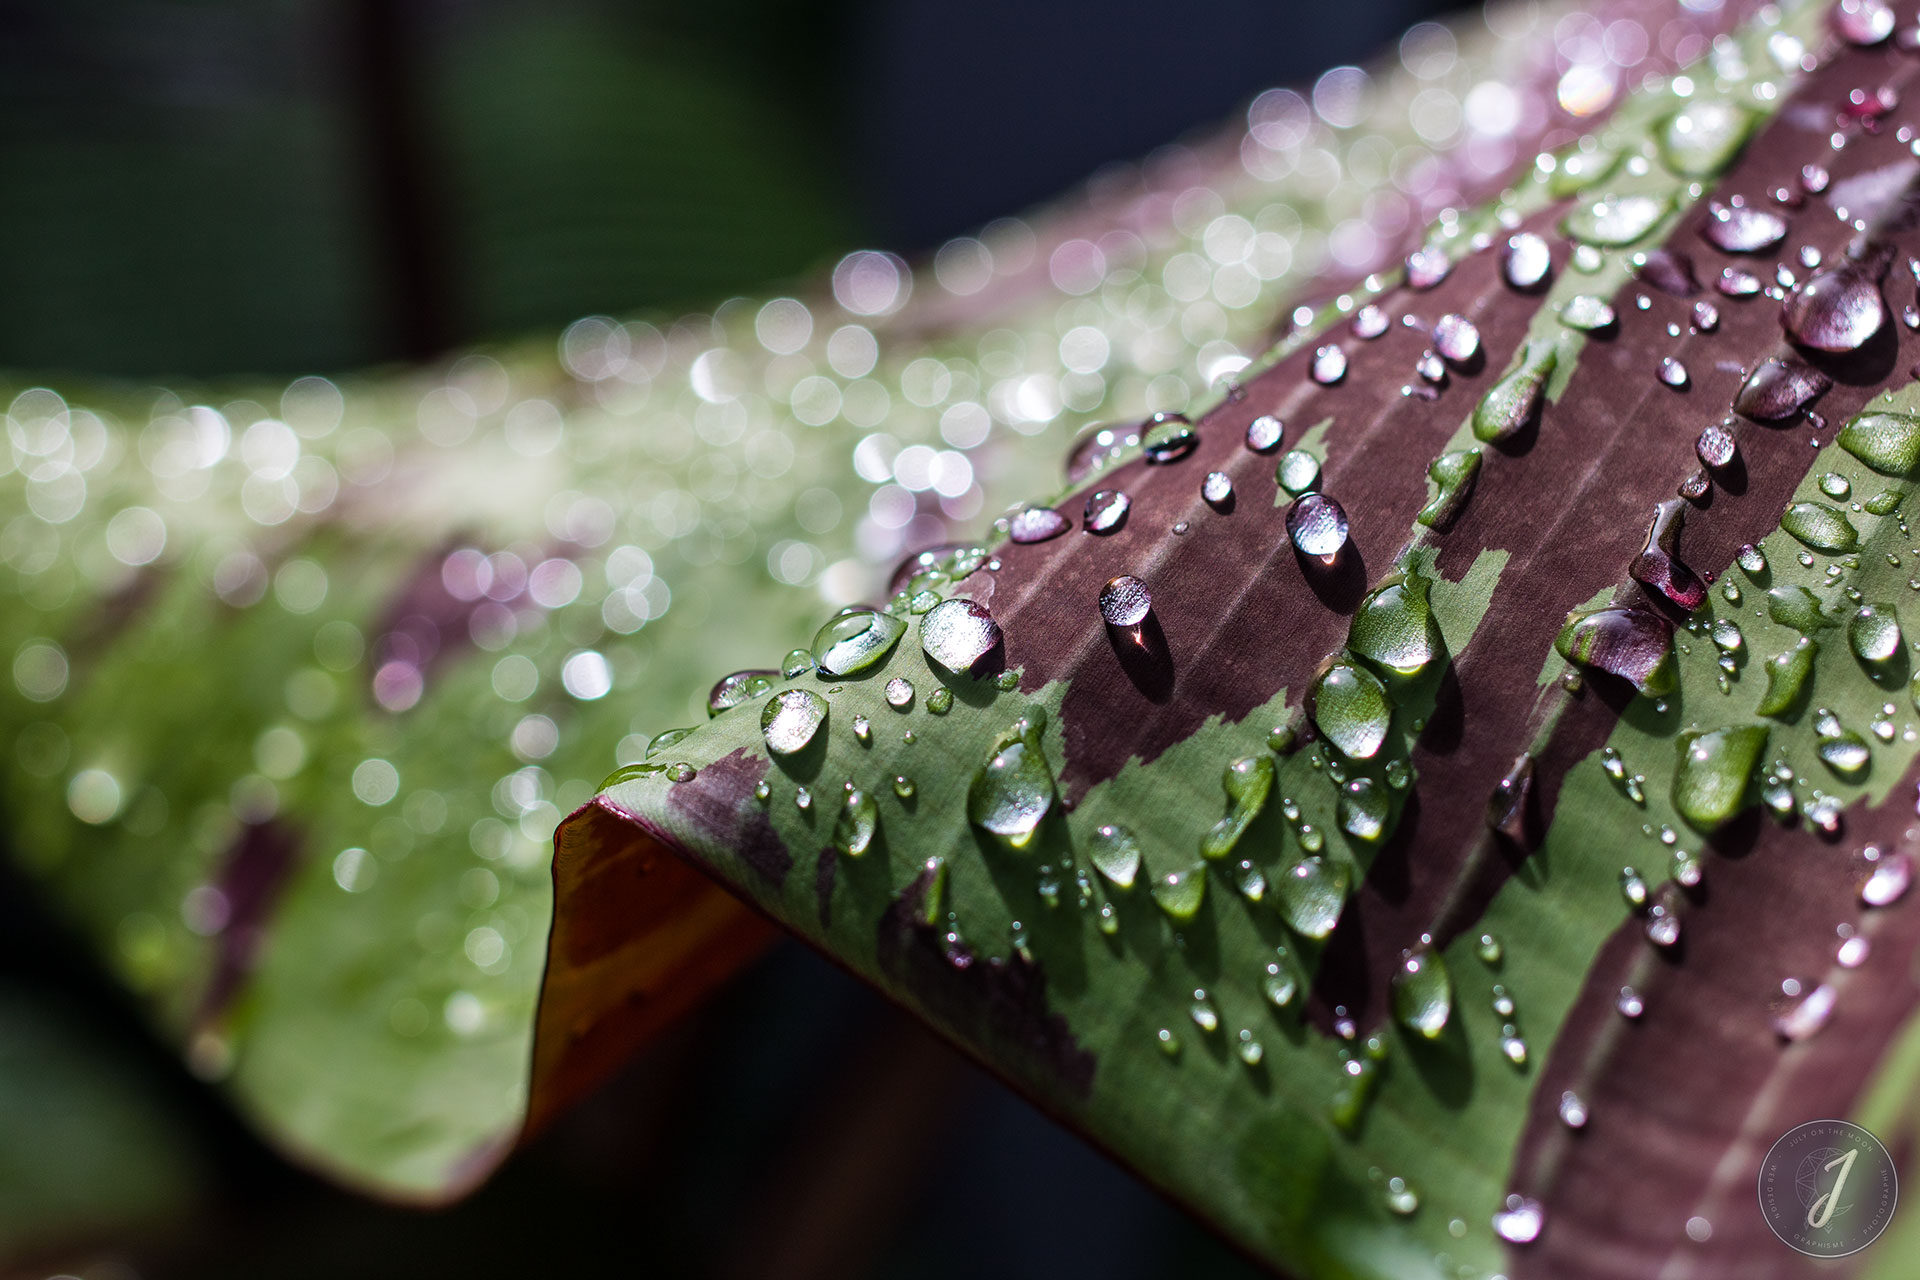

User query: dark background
[0,0,1454,1275]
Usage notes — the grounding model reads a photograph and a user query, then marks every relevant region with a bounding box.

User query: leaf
[0,0,1571,1201]
[560,6,1920,1275]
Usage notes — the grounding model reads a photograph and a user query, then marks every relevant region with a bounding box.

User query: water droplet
[1816,713,1872,778]
[1838,934,1870,967]
[1718,266,1762,297]
[1263,948,1302,1008]
[1864,850,1912,904]
[1277,855,1349,938]
[1245,415,1284,453]
[1782,501,1861,553]
[1773,981,1836,1041]
[1556,606,1676,695]
[708,669,777,717]
[1141,413,1197,464]
[1287,493,1350,562]
[1086,824,1141,889]
[1473,339,1558,443]
[1838,408,1920,475]
[1475,933,1504,967]
[1277,449,1321,495]
[1417,448,1482,530]
[1696,423,1737,469]
[665,762,696,783]
[926,687,953,715]
[1661,100,1757,177]
[1200,756,1275,860]
[1620,865,1649,908]
[1008,506,1070,543]
[812,610,907,677]
[780,647,815,679]
[1782,254,1889,353]
[892,774,916,800]
[1658,357,1690,390]
[1693,300,1720,332]
[1348,574,1436,676]
[1672,847,1704,888]
[1494,1196,1545,1245]
[1431,314,1481,363]
[1557,294,1616,333]
[1406,245,1450,289]
[794,785,812,811]
[834,787,879,856]
[1558,1090,1589,1129]
[1235,1030,1264,1066]
[753,779,772,805]
[761,689,828,755]
[1851,603,1904,664]
[1673,724,1769,832]
[920,598,1002,674]
[1617,986,1645,1018]
[852,714,873,744]
[1700,200,1787,253]
[1202,471,1234,508]
[1391,941,1453,1039]
[1503,232,1552,290]
[1767,585,1828,632]
[885,677,914,709]
[1834,0,1896,45]
[1351,306,1389,339]
[1151,864,1207,923]
[1629,500,1707,610]
[1383,1175,1420,1216]
[1564,193,1667,246]
[967,708,1055,849]
[1821,471,1852,500]
[1311,345,1348,384]
[1338,777,1391,842]
[1734,357,1831,421]
[1099,574,1152,628]
[1311,662,1392,759]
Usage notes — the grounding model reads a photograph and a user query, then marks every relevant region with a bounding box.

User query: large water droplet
[1287,493,1350,561]
[709,668,776,716]
[1850,603,1903,663]
[761,688,828,755]
[1151,864,1207,923]
[1199,756,1275,861]
[1008,506,1069,543]
[1503,232,1552,290]
[1631,499,1707,610]
[1555,606,1677,695]
[834,786,879,857]
[1700,200,1786,253]
[967,708,1055,849]
[1418,448,1482,530]
[1277,855,1349,938]
[1758,637,1818,717]
[1564,193,1668,246]
[1673,724,1770,832]
[1473,339,1558,444]
[1782,254,1888,353]
[1311,662,1392,759]
[812,610,907,677]
[1734,357,1831,421]
[1838,409,1920,475]
[1391,941,1453,1039]
[1834,0,1895,45]
[1349,574,1436,676]
[1087,824,1141,889]
[1141,413,1197,464]
[920,598,1002,674]
[1781,501,1861,553]
[1493,1195,1545,1245]
[1661,100,1756,177]
[1099,575,1152,628]
[1767,585,1829,631]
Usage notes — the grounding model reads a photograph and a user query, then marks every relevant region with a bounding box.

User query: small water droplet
[1658,356,1690,389]
[1406,245,1450,289]
[1202,470,1234,508]
[1312,345,1349,384]
[1152,864,1207,923]
[1558,1090,1589,1129]
[1473,339,1557,443]
[1772,981,1836,1041]
[812,610,907,677]
[1864,849,1913,904]
[1276,449,1321,495]
[1700,200,1787,253]
[1391,941,1452,1039]
[665,762,696,783]
[1696,423,1737,469]
[1083,489,1131,534]
[1141,413,1198,464]
[1493,1195,1544,1245]
[1351,305,1389,339]
[967,708,1055,850]
[1503,231,1552,289]
[1245,414,1284,453]
[1099,575,1153,628]
[1476,932,1504,966]
[761,688,828,755]
[1431,314,1481,363]
[1277,855,1349,938]
[1617,985,1645,1018]
[833,787,879,856]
